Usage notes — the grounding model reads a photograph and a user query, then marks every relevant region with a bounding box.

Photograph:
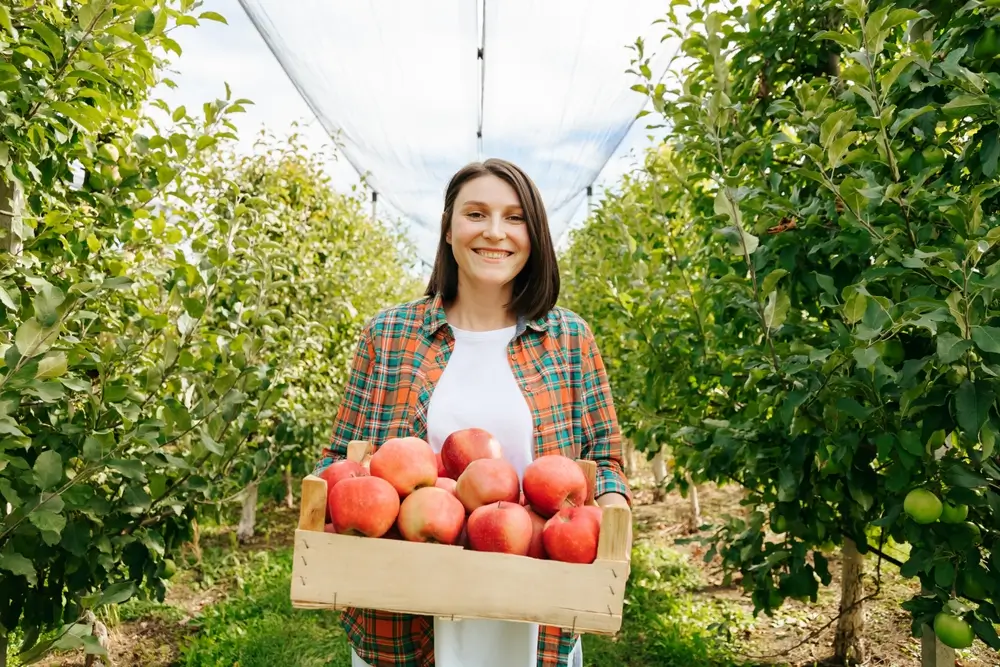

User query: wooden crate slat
[289,529,628,634]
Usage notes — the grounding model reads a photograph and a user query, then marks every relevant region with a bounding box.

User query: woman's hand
[595,492,629,508]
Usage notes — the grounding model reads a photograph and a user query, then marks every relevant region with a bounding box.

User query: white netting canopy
[234,0,680,266]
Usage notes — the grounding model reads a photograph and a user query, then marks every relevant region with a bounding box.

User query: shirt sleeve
[578,323,632,505]
[313,321,377,474]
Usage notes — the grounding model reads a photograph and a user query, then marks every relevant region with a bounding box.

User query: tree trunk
[686,472,702,532]
[0,177,24,255]
[833,538,867,664]
[651,448,668,501]
[190,517,202,564]
[622,439,638,477]
[284,464,295,509]
[236,482,258,544]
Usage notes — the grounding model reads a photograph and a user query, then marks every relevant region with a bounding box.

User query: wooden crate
[289,440,633,635]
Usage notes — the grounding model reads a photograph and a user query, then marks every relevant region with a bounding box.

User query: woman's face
[447,174,531,292]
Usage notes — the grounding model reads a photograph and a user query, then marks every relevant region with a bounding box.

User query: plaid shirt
[315,293,631,667]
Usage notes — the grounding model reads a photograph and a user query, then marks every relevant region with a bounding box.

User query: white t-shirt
[350,322,583,667]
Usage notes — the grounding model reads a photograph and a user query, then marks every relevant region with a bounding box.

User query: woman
[315,158,631,667]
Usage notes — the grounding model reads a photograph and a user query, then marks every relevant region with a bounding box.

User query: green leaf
[109,459,146,482]
[0,552,36,585]
[25,20,64,62]
[942,95,989,118]
[35,352,68,379]
[0,4,16,37]
[853,346,879,369]
[134,9,155,35]
[943,462,989,488]
[33,450,63,489]
[763,290,790,330]
[0,284,17,311]
[97,581,136,606]
[971,325,1000,353]
[15,318,59,358]
[28,509,66,536]
[843,290,867,324]
[955,380,993,437]
[761,269,788,296]
[936,333,972,364]
[199,10,228,23]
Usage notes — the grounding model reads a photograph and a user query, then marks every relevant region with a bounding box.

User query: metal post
[586,185,593,214]
[371,190,378,223]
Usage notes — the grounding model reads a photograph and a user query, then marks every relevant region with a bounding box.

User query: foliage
[564,0,1000,654]
[0,1,415,662]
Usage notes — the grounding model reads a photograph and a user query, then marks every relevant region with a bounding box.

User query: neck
[446,276,517,331]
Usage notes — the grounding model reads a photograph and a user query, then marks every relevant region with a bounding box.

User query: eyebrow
[461,200,523,210]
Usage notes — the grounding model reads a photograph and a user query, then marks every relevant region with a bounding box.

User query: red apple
[542,505,603,564]
[466,501,533,555]
[455,458,520,512]
[369,436,438,498]
[328,476,400,537]
[321,460,367,518]
[397,486,467,545]
[522,455,589,518]
[436,452,452,479]
[440,427,503,478]
[526,508,547,559]
[435,477,458,494]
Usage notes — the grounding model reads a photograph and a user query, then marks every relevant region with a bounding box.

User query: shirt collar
[423,292,549,338]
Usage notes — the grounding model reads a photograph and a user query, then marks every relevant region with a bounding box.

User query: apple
[440,427,503,478]
[320,460,367,518]
[436,452,451,479]
[542,505,603,564]
[466,501,533,555]
[435,477,458,494]
[526,508,547,559]
[455,458,520,512]
[328,476,401,537]
[397,486,467,544]
[522,455,589,518]
[369,436,438,497]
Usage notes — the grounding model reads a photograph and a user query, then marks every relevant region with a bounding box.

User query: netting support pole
[586,185,594,214]
[371,190,378,223]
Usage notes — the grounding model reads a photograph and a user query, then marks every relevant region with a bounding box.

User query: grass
[173,548,352,667]
[583,540,755,667]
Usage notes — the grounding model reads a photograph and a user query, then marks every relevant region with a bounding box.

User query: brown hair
[425,158,560,321]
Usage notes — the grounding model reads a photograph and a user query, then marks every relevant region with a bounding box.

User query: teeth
[476,250,510,259]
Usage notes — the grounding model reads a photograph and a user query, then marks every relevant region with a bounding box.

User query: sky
[152,0,683,267]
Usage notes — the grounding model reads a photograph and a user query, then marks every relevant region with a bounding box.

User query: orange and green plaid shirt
[315,293,631,667]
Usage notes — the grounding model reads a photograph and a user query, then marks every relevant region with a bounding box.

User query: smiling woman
[314,157,631,667]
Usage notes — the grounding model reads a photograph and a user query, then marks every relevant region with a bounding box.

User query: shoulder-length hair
[424,158,560,321]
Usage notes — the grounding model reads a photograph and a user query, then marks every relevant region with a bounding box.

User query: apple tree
[0,2,417,664]
[565,0,1000,660]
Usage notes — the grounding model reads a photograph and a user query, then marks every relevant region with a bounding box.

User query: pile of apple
[318,428,603,564]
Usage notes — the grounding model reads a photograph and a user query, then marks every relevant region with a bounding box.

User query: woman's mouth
[474,249,513,260]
